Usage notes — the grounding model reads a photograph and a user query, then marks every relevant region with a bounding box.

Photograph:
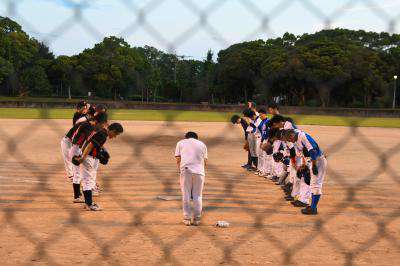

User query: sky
[2,0,400,59]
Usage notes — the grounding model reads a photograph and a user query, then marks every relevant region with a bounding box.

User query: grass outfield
[0,108,399,128]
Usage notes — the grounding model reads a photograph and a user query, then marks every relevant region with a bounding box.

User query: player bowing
[175,132,208,226]
[281,129,327,215]
[73,122,124,211]
[60,101,90,181]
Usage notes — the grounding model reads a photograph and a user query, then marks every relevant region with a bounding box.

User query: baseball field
[1,107,400,127]
[0,112,399,265]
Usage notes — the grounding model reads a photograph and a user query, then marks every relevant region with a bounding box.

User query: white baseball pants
[81,156,99,191]
[69,144,82,184]
[310,156,327,195]
[298,178,311,204]
[60,137,73,178]
[290,156,303,198]
[257,149,265,171]
[180,169,205,220]
[262,154,273,175]
[247,134,259,157]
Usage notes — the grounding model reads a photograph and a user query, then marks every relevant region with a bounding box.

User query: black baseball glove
[289,148,296,158]
[273,152,284,163]
[72,155,82,166]
[303,168,311,185]
[312,164,318,175]
[97,148,110,165]
[296,169,302,179]
[302,147,310,157]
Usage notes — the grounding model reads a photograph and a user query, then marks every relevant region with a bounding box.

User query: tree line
[1,17,399,108]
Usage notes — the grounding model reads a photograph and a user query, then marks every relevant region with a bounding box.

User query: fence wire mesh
[0,0,400,265]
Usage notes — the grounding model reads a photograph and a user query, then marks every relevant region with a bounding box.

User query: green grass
[0,108,399,128]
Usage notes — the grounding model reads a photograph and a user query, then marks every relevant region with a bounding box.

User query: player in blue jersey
[255,108,270,176]
[282,129,327,215]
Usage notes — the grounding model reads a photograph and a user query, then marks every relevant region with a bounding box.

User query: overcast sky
[2,0,400,59]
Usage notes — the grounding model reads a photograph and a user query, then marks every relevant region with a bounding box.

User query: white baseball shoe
[183,219,191,226]
[73,196,85,203]
[85,203,102,211]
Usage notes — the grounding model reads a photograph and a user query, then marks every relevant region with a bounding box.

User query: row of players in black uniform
[61,101,123,211]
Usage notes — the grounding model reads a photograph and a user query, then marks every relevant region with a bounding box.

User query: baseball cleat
[291,200,309,207]
[241,164,251,169]
[85,203,102,211]
[284,196,294,201]
[301,206,318,215]
[248,166,257,172]
[73,196,85,203]
[183,219,191,226]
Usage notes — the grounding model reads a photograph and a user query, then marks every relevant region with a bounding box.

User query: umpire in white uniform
[175,132,208,226]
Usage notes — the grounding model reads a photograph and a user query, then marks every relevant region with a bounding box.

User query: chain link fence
[1,0,400,265]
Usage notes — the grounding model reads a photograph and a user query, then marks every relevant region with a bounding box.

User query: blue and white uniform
[257,118,269,173]
[247,116,262,158]
[271,120,297,183]
[293,131,327,195]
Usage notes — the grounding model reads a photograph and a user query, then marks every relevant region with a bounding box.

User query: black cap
[88,106,96,116]
[230,114,240,124]
[95,112,108,124]
[258,108,267,114]
[185,131,198,139]
[76,100,87,109]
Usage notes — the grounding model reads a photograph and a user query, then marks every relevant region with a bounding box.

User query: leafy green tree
[21,66,51,96]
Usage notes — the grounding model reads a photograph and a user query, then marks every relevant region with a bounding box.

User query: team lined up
[231,103,327,215]
[60,101,124,211]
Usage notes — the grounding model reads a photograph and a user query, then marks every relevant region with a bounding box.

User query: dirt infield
[0,119,399,265]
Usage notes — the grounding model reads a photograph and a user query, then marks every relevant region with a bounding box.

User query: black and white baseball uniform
[81,128,108,208]
[69,121,95,186]
[61,112,88,179]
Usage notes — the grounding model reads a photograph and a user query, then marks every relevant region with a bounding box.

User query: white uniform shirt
[283,121,295,130]
[246,117,262,135]
[175,138,208,176]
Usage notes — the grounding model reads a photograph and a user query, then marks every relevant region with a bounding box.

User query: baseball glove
[283,156,290,166]
[273,152,284,163]
[302,147,310,157]
[312,164,318,175]
[72,155,82,166]
[289,148,296,158]
[97,148,110,165]
[296,169,302,179]
[303,168,311,185]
